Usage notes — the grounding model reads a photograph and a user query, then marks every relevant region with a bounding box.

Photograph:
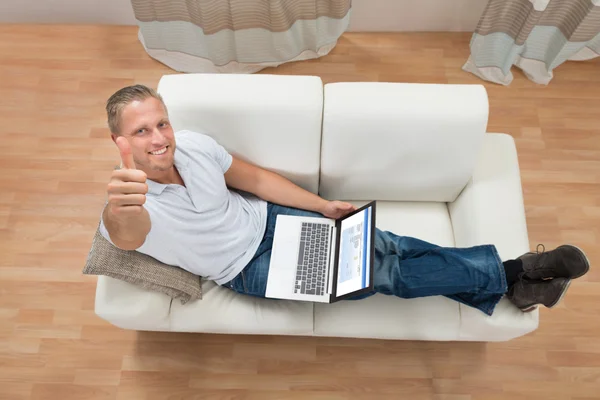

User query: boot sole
[519,279,572,312]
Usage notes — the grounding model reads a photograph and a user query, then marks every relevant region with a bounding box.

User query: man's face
[113,97,176,176]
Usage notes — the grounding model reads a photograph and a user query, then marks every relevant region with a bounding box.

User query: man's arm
[102,205,151,250]
[224,156,328,213]
[103,136,152,250]
[224,156,356,219]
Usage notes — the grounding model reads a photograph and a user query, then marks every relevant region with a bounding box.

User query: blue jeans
[225,203,508,316]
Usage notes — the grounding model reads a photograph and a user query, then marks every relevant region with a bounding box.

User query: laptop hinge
[327,226,336,295]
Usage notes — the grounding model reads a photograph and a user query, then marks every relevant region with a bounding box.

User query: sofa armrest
[95,276,172,331]
[449,134,538,338]
[448,133,530,260]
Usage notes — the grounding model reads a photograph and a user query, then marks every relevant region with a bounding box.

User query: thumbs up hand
[106,137,148,217]
[117,136,136,170]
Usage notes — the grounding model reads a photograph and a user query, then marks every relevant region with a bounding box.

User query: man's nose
[150,128,165,143]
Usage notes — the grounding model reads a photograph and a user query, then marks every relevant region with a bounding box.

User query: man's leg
[227,205,589,314]
[369,229,508,316]
[225,202,323,297]
[364,230,590,315]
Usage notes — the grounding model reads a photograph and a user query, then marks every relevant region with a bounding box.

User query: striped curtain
[131,0,352,74]
[463,0,600,85]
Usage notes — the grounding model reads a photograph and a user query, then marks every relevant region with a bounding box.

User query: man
[101,84,590,316]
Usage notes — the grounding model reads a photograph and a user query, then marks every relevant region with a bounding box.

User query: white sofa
[94,73,539,341]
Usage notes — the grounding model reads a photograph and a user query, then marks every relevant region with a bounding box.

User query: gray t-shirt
[100,130,267,285]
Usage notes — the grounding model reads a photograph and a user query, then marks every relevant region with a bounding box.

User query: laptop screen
[335,204,373,297]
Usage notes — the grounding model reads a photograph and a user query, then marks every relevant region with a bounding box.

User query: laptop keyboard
[294,222,331,296]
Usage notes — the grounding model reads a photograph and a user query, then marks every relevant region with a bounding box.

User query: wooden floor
[1,25,599,400]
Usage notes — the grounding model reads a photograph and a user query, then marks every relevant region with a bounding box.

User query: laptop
[266,201,376,303]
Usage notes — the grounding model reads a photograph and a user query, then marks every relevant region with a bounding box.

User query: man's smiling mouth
[149,146,168,155]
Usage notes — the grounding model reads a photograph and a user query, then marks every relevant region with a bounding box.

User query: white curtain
[131,0,352,73]
[464,0,600,85]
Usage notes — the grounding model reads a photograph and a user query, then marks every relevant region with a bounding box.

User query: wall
[348,0,485,32]
[0,0,485,31]
[0,0,136,25]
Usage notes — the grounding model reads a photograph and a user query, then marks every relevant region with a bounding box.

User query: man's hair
[106,84,167,135]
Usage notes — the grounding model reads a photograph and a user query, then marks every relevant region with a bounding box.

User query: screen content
[336,206,372,297]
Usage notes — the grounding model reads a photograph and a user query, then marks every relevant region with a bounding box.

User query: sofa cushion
[314,201,461,340]
[319,82,489,202]
[169,280,314,335]
[157,73,324,194]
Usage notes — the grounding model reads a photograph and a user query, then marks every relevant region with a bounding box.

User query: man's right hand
[106,137,148,217]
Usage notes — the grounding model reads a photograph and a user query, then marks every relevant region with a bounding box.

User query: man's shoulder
[175,129,220,151]
[175,129,214,144]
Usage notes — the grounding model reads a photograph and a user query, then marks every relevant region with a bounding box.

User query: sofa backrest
[319,82,489,203]
[157,73,324,193]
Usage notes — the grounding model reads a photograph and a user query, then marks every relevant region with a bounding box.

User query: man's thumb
[116,136,135,169]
